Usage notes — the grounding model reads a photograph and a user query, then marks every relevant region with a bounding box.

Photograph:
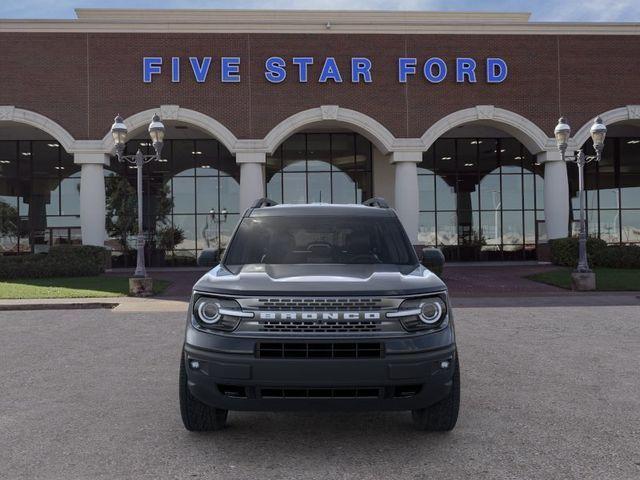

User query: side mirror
[420,247,445,276]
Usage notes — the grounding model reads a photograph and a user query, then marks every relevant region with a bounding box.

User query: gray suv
[179,198,459,431]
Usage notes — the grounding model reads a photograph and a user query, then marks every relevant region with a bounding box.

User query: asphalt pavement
[0,305,639,479]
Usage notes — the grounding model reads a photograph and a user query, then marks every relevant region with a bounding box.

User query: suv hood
[193,264,446,297]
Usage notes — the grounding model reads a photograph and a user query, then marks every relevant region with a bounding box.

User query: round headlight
[196,299,221,324]
[419,299,444,324]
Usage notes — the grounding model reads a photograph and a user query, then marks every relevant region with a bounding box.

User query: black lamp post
[554,116,607,287]
[110,113,166,278]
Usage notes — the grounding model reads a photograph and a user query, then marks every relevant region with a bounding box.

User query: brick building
[1,9,639,264]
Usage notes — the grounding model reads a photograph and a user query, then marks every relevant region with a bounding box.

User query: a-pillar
[237,151,266,213]
[391,151,422,245]
[75,152,109,246]
[539,150,569,239]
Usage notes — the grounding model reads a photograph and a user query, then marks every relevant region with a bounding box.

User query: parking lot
[1,304,639,480]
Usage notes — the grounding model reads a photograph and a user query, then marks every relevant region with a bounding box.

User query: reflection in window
[418,138,542,260]
[0,140,81,254]
[107,139,239,266]
[266,133,372,204]
[570,137,640,245]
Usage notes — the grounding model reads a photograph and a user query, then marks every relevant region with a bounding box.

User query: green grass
[527,268,640,291]
[0,276,171,299]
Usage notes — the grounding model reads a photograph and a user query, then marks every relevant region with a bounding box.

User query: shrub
[550,237,607,267]
[592,245,640,269]
[550,237,640,269]
[0,245,108,280]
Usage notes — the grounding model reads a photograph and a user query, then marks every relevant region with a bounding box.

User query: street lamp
[110,113,165,280]
[554,116,607,284]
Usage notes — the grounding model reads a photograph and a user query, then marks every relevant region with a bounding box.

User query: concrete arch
[263,106,396,155]
[571,105,640,148]
[0,106,76,152]
[100,105,239,154]
[420,105,552,154]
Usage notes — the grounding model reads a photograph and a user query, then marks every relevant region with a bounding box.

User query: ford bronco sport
[179,198,459,431]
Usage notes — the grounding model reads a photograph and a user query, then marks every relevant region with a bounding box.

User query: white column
[539,151,569,240]
[237,151,266,213]
[75,153,109,246]
[391,151,422,244]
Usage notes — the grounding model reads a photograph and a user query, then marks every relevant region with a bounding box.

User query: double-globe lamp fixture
[553,116,607,283]
[110,113,166,282]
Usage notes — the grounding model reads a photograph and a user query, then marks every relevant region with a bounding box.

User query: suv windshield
[223,215,418,273]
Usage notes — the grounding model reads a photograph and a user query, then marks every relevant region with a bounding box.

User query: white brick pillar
[539,150,569,239]
[391,151,422,244]
[75,152,109,246]
[237,151,266,213]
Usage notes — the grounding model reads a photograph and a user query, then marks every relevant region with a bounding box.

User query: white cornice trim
[570,105,640,148]
[0,106,76,152]
[74,9,532,23]
[100,106,239,154]
[263,106,396,155]
[1,9,640,35]
[421,106,553,154]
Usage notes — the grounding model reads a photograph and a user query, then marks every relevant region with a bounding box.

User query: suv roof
[247,202,397,218]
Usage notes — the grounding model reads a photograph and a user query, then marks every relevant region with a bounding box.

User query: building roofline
[75,8,533,23]
[0,9,639,35]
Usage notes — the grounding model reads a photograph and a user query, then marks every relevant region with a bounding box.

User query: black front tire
[179,355,228,431]
[411,356,460,431]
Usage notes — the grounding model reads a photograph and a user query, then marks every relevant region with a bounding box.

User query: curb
[0,302,119,312]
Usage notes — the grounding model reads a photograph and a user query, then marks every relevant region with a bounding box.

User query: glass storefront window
[419,137,543,260]
[265,132,372,205]
[105,138,239,267]
[569,136,640,245]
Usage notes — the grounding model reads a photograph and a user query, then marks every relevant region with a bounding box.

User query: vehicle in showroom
[179,197,459,431]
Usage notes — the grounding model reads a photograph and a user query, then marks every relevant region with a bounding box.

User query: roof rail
[362,197,389,208]
[250,197,279,209]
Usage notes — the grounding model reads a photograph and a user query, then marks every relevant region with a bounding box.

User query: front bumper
[183,326,456,412]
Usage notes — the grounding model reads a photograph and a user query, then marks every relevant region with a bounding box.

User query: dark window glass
[456,139,477,171]
[331,134,356,171]
[282,134,306,172]
[477,139,498,174]
[224,215,418,270]
[0,141,18,177]
[307,134,331,171]
[419,147,435,173]
[173,140,195,176]
[267,133,372,205]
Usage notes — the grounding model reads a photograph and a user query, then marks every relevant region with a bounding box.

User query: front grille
[255,297,384,311]
[256,342,384,359]
[260,319,381,333]
[260,387,382,398]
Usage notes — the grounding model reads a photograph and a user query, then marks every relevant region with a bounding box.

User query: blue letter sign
[265,57,287,83]
[143,55,508,85]
[143,57,162,83]
[487,58,508,83]
[189,57,212,83]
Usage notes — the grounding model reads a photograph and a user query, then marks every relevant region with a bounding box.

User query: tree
[105,176,173,251]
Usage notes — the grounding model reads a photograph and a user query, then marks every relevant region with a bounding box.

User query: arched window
[107,138,239,266]
[418,137,543,261]
[266,133,373,204]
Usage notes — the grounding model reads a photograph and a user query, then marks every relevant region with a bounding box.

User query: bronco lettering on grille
[258,312,381,321]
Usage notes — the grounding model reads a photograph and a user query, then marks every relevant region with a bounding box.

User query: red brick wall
[1,32,639,142]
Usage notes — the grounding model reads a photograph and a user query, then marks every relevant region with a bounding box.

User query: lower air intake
[260,387,382,399]
[256,342,384,359]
